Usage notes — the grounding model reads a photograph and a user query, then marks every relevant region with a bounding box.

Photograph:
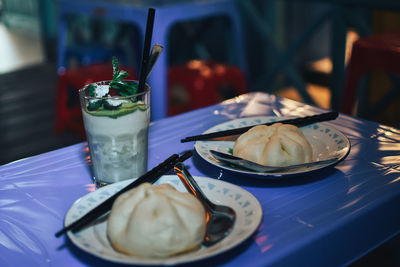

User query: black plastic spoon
[174,162,236,247]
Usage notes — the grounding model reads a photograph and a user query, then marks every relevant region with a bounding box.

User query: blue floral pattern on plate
[194,116,351,178]
[65,175,263,265]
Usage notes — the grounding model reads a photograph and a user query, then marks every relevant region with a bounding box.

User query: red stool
[340,31,400,115]
[55,63,135,139]
[168,60,248,116]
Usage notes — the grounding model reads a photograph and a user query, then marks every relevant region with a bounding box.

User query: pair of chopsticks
[180,111,338,142]
[55,151,192,237]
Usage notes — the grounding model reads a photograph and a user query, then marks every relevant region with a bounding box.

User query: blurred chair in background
[57,0,248,124]
[238,1,334,107]
[340,31,400,125]
[168,60,248,116]
[237,1,400,112]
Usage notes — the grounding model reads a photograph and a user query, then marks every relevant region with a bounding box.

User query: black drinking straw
[138,8,155,93]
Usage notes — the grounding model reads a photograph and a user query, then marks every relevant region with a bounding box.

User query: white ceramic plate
[195,116,350,178]
[65,175,262,265]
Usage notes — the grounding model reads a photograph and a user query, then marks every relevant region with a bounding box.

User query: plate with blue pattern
[65,175,262,265]
[195,116,350,177]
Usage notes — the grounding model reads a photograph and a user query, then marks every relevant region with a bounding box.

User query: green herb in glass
[86,57,139,111]
[110,57,138,96]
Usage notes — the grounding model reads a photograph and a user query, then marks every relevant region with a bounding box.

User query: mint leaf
[87,84,96,97]
[114,70,129,81]
[110,57,138,96]
[87,99,103,111]
[112,56,119,80]
[110,80,138,96]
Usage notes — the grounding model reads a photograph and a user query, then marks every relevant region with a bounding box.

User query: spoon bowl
[174,162,236,247]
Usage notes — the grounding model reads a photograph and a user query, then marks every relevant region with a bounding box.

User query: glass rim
[79,80,150,100]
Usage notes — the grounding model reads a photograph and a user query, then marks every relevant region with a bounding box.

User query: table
[1,92,399,266]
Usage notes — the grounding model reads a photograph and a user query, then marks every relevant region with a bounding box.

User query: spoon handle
[146,44,163,80]
[174,162,214,211]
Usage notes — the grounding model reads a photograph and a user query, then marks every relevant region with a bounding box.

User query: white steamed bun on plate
[107,183,206,258]
[233,123,312,167]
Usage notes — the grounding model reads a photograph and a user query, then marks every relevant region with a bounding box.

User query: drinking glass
[79,80,150,187]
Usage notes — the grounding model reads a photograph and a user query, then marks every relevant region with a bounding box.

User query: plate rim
[65,175,263,265]
[194,116,351,178]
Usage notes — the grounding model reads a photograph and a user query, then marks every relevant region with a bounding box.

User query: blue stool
[65,45,125,66]
[57,0,247,120]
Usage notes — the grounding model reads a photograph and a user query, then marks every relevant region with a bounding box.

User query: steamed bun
[233,123,312,167]
[107,183,206,258]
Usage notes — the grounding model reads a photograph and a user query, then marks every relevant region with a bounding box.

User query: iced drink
[79,80,150,187]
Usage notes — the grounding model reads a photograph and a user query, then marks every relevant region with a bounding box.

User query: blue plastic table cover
[0,92,399,266]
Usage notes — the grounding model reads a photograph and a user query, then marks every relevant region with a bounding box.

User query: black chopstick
[180,111,338,143]
[55,151,192,237]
